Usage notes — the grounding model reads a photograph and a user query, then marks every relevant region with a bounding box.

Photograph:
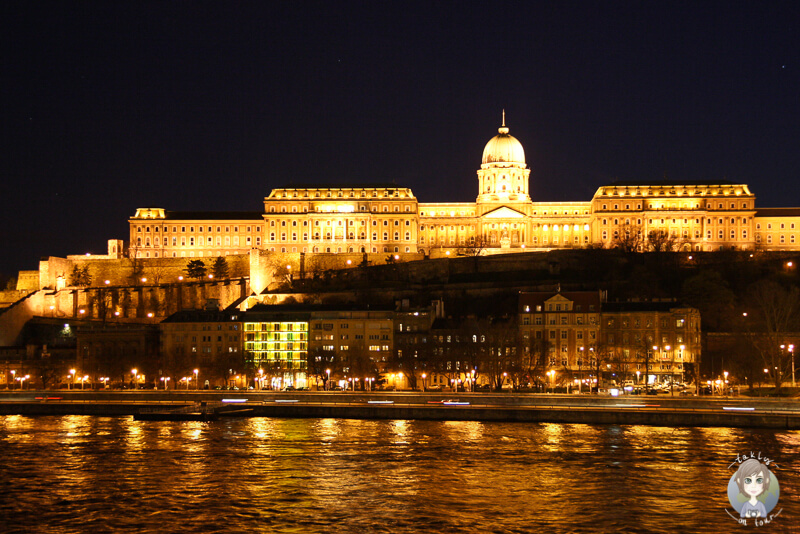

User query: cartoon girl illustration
[735,458,771,519]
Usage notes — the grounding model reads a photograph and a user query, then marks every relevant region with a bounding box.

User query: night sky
[2,1,798,276]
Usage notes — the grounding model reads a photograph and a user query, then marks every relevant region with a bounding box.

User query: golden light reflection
[774,432,800,447]
[391,419,409,444]
[315,418,341,443]
[248,417,277,440]
[59,415,91,437]
[126,422,144,453]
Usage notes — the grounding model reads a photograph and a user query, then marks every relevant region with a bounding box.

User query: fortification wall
[16,271,40,291]
[38,254,251,289]
[33,278,250,321]
[0,292,41,345]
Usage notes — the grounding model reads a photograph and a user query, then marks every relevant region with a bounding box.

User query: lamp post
[724,371,729,396]
[652,345,659,387]
[81,375,88,390]
[665,345,674,396]
[10,370,15,390]
[421,373,426,392]
[194,368,199,390]
[326,368,331,391]
[790,345,796,387]
[398,372,404,391]
[131,368,138,389]
[679,344,686,385]
[69,369,76,390]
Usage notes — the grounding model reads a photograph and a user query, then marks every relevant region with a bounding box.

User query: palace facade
[128,116,800,259]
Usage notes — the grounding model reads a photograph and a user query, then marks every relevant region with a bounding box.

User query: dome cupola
[476,111,531,204]
[481,111,525,166]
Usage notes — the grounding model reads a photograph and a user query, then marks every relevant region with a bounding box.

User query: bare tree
[146,257,170,285]
[482,317,518,390]
[126,246,146,285]
[456,236,488,257]
[612,222,645,253]
[646,230,681,252]
[745,279,800,389]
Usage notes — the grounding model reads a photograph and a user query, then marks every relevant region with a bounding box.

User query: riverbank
[2,390,799,429]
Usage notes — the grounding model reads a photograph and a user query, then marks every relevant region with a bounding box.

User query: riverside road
[1,390,799,429]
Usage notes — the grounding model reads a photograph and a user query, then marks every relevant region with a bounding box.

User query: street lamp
[161,376,170,390]
[326,368,331,391]
[665,345,674,396]
[421,373,427,392]
[194,368,199,390]
[81,375,88,390]
[790,344,796,387]
[131,368,138,389]
[69,369,76,390]
[10,370,15,390]
[398,372,404,390]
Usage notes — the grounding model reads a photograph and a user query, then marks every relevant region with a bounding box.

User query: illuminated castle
[128,115,800,261]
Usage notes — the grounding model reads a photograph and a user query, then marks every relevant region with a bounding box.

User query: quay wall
[1,391,798,429]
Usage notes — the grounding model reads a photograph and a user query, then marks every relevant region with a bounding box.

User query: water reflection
[0,417,798,533]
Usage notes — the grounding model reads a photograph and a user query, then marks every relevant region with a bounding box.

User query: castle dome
[481,113,525,165]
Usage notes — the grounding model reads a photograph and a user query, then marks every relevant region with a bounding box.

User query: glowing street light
[326,369,331,391]
[69,369,76,390]
[547,369,556,393]
[17,374,30,390]
[194,368,199,390]
[81,375,88,390]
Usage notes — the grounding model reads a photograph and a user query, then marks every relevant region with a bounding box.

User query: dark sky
[2,1,799,276]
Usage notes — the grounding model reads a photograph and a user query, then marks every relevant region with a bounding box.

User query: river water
[0,416,798,533]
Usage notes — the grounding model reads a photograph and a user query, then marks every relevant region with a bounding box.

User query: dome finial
[498,110,509,134]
